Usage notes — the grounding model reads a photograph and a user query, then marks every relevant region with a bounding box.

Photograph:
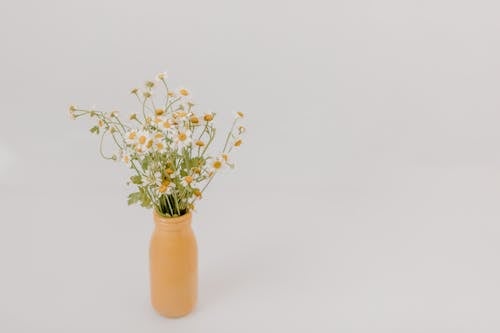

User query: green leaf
[127,192,142,205]
[130,175,142,185]
[141,157,149,170]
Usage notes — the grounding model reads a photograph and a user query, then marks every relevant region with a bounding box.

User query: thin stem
[200,174,215,194]
[160,78,170,109]
[173,192,181,215]
[223,118,238,153]
[201,127,216,156]
[98,129,114,160]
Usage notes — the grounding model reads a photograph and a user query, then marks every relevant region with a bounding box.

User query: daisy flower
[177,87,190,98]
[158,180,176,195]
[155,108,165,116]
[193,188,202,199]
[208,157,224,174]
[134,130,152,154]
[181,175,194,187]
[189,115,200,125]
[152,132,166,153]
[156,72,167,81]
[125,130,138,146]
[159,118,176,136]
[203,112,214,122]
[173,110,191,123]
[120,150,132,166]
[145,171,163,187]
[173,129,192,149]
[151,115,166,129]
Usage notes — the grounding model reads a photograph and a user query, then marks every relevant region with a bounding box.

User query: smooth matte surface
[1,0,500,332]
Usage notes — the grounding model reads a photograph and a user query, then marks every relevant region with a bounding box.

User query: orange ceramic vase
[150,210,197,318]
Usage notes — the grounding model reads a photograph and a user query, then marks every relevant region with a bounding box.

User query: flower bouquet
[69,72,245,317]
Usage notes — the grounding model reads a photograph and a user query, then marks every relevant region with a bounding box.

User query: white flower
[208,156,225,174]
[146,171,163,187]
[151,115,166,128]
[173,129,192,149]
[203,112,214,122]
[173,110,191,123]
[234,111,244,119]
[159,118,176,136]
[165,182,176,194]
[134,130,152,154]
[152,132,167,153]
[177,87,190,98]
[125,130,138,146]
[120,151,131,165]
[170,169,180,179]
[181,175,194,187]
[156,72,167,81]
[157,181,176,195]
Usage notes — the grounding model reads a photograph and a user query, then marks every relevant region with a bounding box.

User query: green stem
[201,127,216,156]
[200,174,215,194]
[223,118,238,153]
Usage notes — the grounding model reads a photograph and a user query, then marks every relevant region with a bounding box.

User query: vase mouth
[153,209,192,229]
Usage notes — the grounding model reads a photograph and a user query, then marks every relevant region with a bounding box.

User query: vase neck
[153,211,192,231]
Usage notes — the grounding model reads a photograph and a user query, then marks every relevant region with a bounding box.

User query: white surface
[2,0,500,332]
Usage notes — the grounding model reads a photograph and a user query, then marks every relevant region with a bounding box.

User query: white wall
[1,0,500,331]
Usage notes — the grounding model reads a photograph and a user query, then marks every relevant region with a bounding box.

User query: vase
[150,210,198,318]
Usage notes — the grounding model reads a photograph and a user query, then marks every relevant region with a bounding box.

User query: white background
[1,0,500,332]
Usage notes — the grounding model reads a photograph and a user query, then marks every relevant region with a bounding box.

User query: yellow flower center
[156,143,164,150]
[184,176,193,184]
[165,168,174,175]
[178,132,187,141]
[190,116,199,124]
[203,114,214,122]
[195,140,205,147]
[146,139,153,149]
[128,132,137,140]
[234,139,242,147]
[213,161,222,169]
[138,136,147,144]
[237,111,244,118]
[179,88,189,96]
[193,189,202,197]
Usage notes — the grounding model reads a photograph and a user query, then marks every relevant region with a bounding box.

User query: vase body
[150,211,197,318]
